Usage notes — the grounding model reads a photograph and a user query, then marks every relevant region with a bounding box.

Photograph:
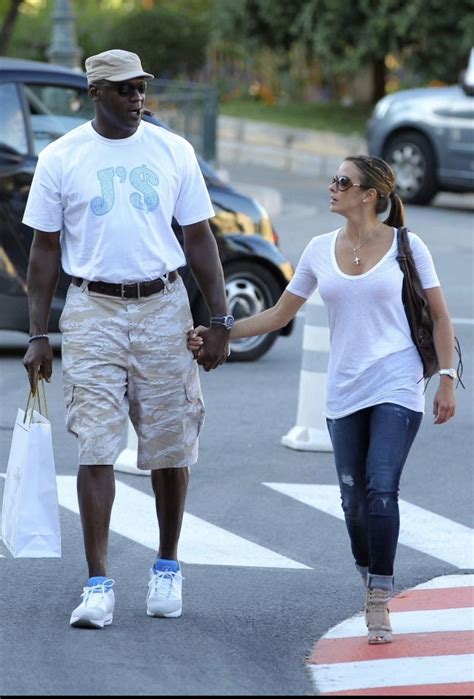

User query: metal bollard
[281,290,333,452]
[114,419,150,476]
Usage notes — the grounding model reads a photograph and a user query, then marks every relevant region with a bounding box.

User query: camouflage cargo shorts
[59,275,205,470]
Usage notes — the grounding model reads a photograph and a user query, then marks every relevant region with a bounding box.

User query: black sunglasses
[331,175,367,192]
[96,80,147,97]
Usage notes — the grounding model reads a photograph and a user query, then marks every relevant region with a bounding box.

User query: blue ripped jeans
[326,403,422,591]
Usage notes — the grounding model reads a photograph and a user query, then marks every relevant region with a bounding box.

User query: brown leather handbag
[396,227,439,379]
[396,227,464,384]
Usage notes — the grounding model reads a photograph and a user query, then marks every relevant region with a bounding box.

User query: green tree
[0,0,23,54]
[104,4,211,78]
[0,0,55,60]
[0,0,214,71]
[400,0,474,84]
[212,0,473,102]
[296,0,472,100]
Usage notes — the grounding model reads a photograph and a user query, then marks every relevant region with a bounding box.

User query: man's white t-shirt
[286,228,440,418]
[23,121,215,283]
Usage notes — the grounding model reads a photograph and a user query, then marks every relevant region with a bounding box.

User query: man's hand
[188,325,229,371]
[23,338,53,394]
[182,220,230,369]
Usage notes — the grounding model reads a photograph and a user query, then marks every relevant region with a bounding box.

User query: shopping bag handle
[23,378,49,424]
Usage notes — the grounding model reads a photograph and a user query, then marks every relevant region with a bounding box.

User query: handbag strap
[395,226,408,264]
[396,227,417,281]
[396,226,424,312]
[396,228,465,389]
[454,337,465,389]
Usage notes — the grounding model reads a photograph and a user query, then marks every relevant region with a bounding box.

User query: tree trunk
[372,57,386,103]
[0,0,23,56]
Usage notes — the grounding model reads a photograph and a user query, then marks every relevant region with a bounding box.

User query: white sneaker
[70,578,115,629]
[146,564,183,618]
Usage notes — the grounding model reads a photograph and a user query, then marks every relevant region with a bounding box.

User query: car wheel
[383,131,438,205]
[225,261,283,361]
[194,261,283,362]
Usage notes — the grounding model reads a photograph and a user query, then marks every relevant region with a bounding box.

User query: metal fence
[146,79,218,163]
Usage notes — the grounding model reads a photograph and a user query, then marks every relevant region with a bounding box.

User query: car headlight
[372,95,392,119]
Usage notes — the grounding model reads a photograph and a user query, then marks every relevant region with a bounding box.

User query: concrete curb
[217,115,367,178]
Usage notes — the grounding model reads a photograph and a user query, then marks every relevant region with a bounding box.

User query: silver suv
[366,68,474,205]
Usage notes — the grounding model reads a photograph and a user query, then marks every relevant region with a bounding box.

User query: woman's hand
[187,325,206,358]
[433,380,456,424]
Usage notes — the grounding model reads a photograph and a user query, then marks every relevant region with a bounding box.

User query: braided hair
[345,155,405,228]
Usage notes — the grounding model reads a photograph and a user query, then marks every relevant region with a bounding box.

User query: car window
[0,82,28,154]
[24,84,94,154]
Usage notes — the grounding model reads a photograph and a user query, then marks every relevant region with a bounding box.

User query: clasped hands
[188,325,230,371]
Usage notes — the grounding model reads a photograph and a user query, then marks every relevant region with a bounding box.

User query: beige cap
[85,49,154,84]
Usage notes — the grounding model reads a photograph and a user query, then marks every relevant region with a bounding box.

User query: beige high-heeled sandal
[365,587,393,644]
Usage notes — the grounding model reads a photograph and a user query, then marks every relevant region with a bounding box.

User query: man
[22,49,233,629]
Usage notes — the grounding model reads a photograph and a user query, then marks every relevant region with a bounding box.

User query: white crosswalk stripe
[311,654,474,694]
[324,607,474,638]
[56,476,311,569]
[2,474,472,571]
[264,483,474,568]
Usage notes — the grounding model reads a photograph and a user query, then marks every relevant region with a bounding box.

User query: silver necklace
[344,223,379,265]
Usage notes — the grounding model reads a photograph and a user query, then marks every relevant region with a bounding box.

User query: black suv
[0,58,294,361]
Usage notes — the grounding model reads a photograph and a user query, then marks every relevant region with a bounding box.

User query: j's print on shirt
[91,164,160,215]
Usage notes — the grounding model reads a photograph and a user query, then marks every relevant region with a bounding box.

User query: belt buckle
[120,282,140,299]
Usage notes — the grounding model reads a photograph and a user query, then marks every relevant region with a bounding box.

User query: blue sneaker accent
[87,576,113,590]
[71,578,115,628]
[153,558,179,573]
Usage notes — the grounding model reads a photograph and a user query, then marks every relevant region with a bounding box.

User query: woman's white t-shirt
[286,228,440,418]
[22,121,215,283]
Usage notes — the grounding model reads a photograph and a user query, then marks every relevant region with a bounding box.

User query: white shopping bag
[1,386,61,557]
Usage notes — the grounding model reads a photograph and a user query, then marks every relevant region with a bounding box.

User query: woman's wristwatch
[438,368,457,380]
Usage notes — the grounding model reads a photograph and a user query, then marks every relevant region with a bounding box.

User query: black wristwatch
[210,315,234,330]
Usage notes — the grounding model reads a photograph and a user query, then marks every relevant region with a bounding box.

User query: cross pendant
[354,256,361,265]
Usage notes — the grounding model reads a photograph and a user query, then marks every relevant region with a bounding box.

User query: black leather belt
[72,271,178,299]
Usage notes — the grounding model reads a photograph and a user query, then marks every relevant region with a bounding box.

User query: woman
[189,155,457,644]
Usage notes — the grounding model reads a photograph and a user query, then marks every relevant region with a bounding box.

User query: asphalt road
[0,167,472,696]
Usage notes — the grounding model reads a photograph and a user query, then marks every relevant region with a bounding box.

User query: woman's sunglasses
[331,175,367,192]
[96,80,147,97]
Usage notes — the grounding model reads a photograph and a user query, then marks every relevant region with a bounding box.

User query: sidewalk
[307,574,474,696]
[217,115,367,177]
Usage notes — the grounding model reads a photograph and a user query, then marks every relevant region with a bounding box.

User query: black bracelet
[28,334,49,343]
